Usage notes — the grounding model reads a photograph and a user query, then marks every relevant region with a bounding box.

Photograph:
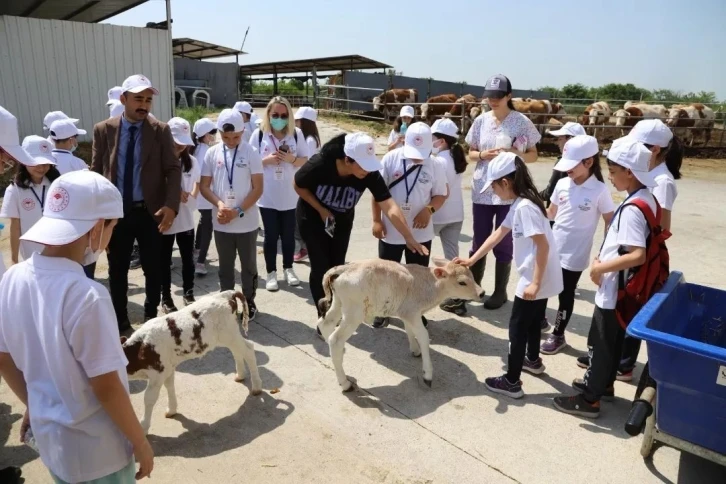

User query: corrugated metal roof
[0,0,149,23]
[240,55,391,76]
[173,38,245,60]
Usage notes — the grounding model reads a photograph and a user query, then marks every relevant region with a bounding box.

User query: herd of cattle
[369,88,717,146]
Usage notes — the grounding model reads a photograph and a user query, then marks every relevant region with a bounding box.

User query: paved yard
[2,114,726,483]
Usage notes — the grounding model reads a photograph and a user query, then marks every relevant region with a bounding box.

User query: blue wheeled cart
[626,271,726,465]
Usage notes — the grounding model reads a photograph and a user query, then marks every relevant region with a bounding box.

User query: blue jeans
[51,459,136,484]
[259,207,296,274]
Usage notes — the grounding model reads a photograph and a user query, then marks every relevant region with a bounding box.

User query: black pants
[506,297,547,382]
[378,240,432,266]
[195,209,213,264]
[108,206,162,323]
[619,335,642,373]
[552,268,583,336]
[260,207,296,274]
[83,262,96,279]
[583,306,625,402]
[161,229,195,300]
[298,212,353,315]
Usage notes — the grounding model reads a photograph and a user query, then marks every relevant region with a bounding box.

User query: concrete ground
[2,113,726,483]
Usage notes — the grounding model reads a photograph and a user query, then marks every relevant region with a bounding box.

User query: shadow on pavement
[0,403,38,470]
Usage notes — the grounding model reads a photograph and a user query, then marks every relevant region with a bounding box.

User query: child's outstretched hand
[452,257,472,267]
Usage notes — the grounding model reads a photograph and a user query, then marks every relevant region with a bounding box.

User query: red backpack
[615,198,671,329]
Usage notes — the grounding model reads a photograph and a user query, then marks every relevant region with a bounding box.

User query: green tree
[597,83,651,102]
[537,86,560,98]
[560,83,590,101]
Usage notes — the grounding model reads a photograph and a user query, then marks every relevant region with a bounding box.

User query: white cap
[21,136,57,166]
[49,119,87,140]
[217,109,244,133]
[0,106,35,166]
[21,170,123,246]
[548,122,586,137]
[43,111,79,131]
[294,106,318,122]
[121,74,159,95]
[254,117,262,127]
[432,118,459,138]
[555,135,599,172]
[106,86,123,105]
[606,137,656,188]
[193,118,217,137]
[233,101,253,114]
[168,117,194,146]
[403,122,433,160]
[400,105,415,119]
[343,132,381,172]
[480,152,518,193]
[628,119,673,148]
[108,100,124,118]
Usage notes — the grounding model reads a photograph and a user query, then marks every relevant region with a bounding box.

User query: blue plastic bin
[628,271,726,455]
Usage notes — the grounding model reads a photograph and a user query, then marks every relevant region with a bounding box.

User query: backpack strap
[258,129,263,145]
[616,198,659,233]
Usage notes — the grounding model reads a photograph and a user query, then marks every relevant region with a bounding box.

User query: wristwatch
[237,207,245,218]
[426,205,436,214]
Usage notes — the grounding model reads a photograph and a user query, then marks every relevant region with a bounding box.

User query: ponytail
[498,157,547,216]
[663,136,683,180]
[507,99,515,111]
[437,133,467,174]
[179,147,192,173]
[192,132,200,148]
[588,153,605,182]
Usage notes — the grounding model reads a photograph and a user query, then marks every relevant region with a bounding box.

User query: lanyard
[268,134,281,151]
[223,145,239,189]
[598,188,645,254]
[402,159,422,204]
[30,184,46,210]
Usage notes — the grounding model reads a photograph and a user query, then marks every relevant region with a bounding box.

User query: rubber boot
[484,262,511,310]
[469,255,486,286]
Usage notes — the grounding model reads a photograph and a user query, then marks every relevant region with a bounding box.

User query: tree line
[537,83,721,105]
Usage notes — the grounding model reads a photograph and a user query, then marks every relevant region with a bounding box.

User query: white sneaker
[266,272,279,291]
[284,268,300,286]
[195,263,207,275]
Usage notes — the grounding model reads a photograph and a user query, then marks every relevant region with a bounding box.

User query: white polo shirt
[194,143,213,210]
[650,163,677,211]
[51,149,88,175]
[551,175,615,272]
[306,135,321,156]
[250,128,310,211]
[502,198,564,300]
[0,180,51,260]
[432,150,464,225]
[165,155,201,235]
[379,148,447,245]
[202,142,262,234]
[388,129,404,147]
[0,254,132,483]
[595,190,656,309]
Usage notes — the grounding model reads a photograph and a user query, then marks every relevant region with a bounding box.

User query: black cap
[482,74,512,99]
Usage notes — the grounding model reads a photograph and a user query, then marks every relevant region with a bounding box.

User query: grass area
[176,106,218,126]
[318,112,390,137]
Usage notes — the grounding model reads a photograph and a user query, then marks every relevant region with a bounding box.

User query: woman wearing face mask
[250,96,310,292]
[465,74,541,311]
[192,118,218,276]
[387,106,415,152]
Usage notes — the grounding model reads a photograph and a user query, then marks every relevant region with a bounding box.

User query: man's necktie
[124,126,137,204]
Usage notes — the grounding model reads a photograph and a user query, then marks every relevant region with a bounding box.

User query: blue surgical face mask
[400,122,408,134]
[270,118,288,131]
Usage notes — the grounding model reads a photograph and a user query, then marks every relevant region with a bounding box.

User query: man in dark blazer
[91,74,181,331]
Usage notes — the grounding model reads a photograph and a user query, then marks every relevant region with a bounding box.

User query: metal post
[305,71,309,104]
[165,0,175,115]
[426,78,431,100]
[460,100,466,132]
[235,54,240,101]
[312,65,318,109]
[273,65,278,95]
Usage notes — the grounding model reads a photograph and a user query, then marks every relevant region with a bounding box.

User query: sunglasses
[271,113,289,119]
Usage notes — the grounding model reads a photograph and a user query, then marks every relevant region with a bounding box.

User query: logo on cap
[40,143,50,153]
[413,135,424,147]
[489,78,501,89]
[22,198,36,211]
[366,144,375,155]
[183,125,189,132]
[48,187,70,212]
[138,75,148,83]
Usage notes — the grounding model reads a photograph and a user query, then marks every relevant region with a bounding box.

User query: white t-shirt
[650,163,677,211]
[306,135,321,156]
[202,142,262,234]
[0,180,51,260]
[51,150,88,175]
[388,129,404,147]
[0,254,132,483]
[432,150,464,225]
[194,143,213,210]
[379,148,447,245]
[595,190,656,309]
[165,155,201,235]
[551,176,615,272]
[250,128,310,211]
[502,198,564,300]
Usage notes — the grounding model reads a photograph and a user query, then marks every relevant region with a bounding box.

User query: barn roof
[240,55,391,76]
[0,0,149,23]
[173,38,245,60]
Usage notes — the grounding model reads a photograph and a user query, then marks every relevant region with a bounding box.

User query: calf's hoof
[422,377,433,388]
[341,379,355,393]
[411,350,422,358]
[235,374,246,383]
[251,388,263,396]
[165,410,177,418]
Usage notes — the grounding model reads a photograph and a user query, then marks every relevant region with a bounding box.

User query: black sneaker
[183,291,196,306]
[248,303,258,321]
[161,300,178,314]
[485,375,524,399]
[143,313,156,323]
[440,298,467,316]
[118,317,132,333]
[553,394,600,418]
[0,466,22,484]
[522,356,546,375]
[373,317,389,328]
[576,355,591,369]
[540,318,550,333]
[571,378,614,401]
[129,245,141,269]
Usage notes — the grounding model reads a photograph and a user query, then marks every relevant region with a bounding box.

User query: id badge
[401,202,412,216]
[274,165,284,181]
[225,190,237,208]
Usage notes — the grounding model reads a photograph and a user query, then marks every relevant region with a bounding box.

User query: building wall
[174,57,238,107]
[0,15,172,141]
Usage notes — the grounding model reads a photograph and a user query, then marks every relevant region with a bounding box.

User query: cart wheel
[640,395,657,458]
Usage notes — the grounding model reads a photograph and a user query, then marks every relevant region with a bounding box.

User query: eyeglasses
[271,113,289,119]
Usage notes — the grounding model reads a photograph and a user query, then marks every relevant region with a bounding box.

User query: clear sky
[105,0,726,99]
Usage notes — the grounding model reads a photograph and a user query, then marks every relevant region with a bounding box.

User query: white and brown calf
[316,259,484,392]
[121,290,262,434]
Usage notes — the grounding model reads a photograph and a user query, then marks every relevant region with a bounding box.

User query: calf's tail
[232,291,250,335]
[318,265,347,317]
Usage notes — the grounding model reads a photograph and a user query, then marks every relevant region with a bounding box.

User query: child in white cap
[43,111,79,148]
[0,170,154,483]
[48,119,89,174]
[199,109,263,319]
[159,117,200,312]
[541,122,588,213]
[0,136,61,264]
[387,105,415,152]
[456,152,563,399]
[106,86,123,106]
[192,118,218,275]
[553,137,658,418]
[292,106,321,262]
[233,101,255,144]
